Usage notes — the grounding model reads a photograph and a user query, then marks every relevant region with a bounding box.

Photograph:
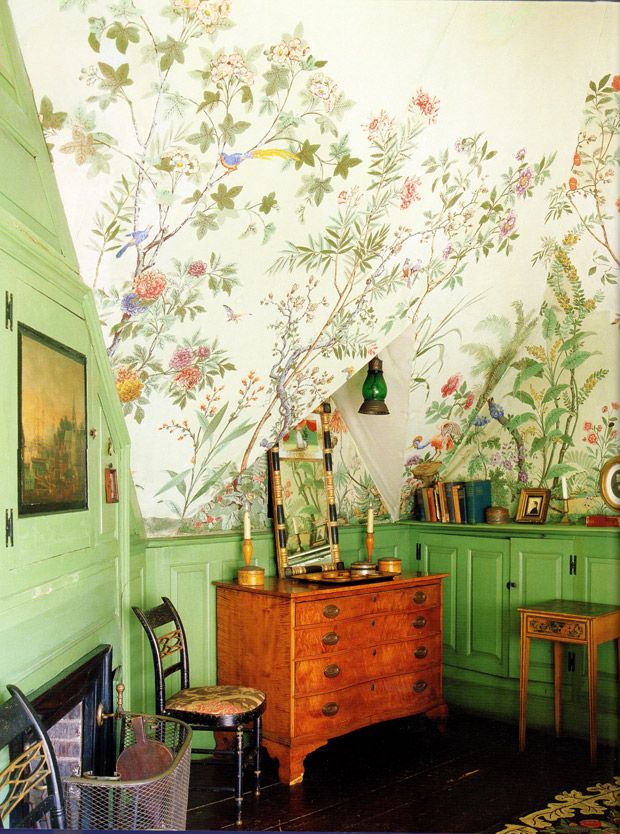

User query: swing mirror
[268,403,341,578]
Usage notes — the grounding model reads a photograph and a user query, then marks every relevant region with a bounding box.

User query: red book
[585,515,620,527]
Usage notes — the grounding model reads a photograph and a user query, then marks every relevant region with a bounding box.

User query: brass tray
[293,570,397,585]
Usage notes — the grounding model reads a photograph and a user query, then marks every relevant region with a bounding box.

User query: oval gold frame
[600,455,620,511]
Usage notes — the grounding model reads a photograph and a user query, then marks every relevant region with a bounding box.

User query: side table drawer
[295,608,442,658]
[294,668,442,737]
[525,614,588,642]
[295,634,441,696]
[295,583,440,626]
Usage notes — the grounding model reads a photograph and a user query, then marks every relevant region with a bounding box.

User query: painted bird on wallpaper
[115,225,152,258]
[219,148,299,172]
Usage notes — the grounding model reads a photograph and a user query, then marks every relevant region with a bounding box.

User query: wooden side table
[518,599,620,763]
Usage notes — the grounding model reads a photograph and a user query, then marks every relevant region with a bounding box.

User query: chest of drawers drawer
[294,668,442,737]
[295,583,440,626]
[295,633,441,696]
[294,607,441,658]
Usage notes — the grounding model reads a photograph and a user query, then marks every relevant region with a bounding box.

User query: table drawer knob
[413,591,427,604]
[414,646,428,659]
[413,615,427,629]
[322,702,339,717]
[322,631,339,646]
[323,664,341,679]
[372,595,378,603]
[413,680,428,693]
[323,604,340,619]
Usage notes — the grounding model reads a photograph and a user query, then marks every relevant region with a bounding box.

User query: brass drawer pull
[323,604,340,619]
[322,631,339,646]
[413,615,427,629]
[324,664,341,678]
[322,702,339,717]
[414,646,428,659]
[413,680,427,693]
[372,595,378,603]
[413,591,427,605]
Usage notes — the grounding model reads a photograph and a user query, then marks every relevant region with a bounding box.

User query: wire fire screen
[63,713,192,831]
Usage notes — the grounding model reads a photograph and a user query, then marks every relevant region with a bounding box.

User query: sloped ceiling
[10,0,619,531]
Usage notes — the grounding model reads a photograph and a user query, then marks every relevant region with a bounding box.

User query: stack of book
[412,479,492,524]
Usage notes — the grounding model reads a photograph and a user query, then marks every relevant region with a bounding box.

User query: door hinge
[567,650,576,672]
[416,542,421,561]
[569,554,577,575]
[5,291,13,331]
[5,509,14,547]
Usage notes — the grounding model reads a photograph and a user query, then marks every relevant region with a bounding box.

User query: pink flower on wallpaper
[363,110,395,142]
[188,260,207,277]
[195,345,211,359]
[612,75,620,92]
[441,374,462,397]
[612,402,619,410]
[337,190,348,204]
[169,346,195,370]
[583,421,593,430]
[515,167,533,196]
[174,366,203,390]
[464,392,475,409]
[586,432,598,444]
[409,89,440,123]
[133,269,167,300]
[442,244,453,259]
[499,210,517,238]
[515,147,526,161]
[400,175,422,209]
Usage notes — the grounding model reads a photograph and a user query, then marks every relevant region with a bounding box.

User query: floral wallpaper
[10,0,619,533]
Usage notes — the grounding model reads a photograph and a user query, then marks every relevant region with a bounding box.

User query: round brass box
[486,506,509,524]
[377,557,402,574]
[237,566,265,586]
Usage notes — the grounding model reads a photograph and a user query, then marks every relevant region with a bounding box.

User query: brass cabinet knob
[372,595,378,603]
[323,604,340,619]
[413,591,427,604]
[413,615,427,629]
[413,680,428,693]
[322,631,339,646]
[414,646,428,659]
[323,664,341,678]
[322,702,339,716]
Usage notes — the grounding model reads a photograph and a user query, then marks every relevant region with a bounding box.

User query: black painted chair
[0,684,66,829]
[132,596,266,825]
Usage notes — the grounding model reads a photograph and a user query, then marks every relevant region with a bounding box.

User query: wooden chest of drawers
[215,572,448,783]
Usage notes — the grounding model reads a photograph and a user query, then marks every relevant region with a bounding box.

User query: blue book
[456,485,468,523]
[444,482,456,523]
[464,480,492,524]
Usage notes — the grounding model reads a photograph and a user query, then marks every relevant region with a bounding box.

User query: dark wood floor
[186,711,618,832]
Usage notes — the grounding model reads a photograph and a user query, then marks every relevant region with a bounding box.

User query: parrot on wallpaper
[115,226,152,258]
[219,148,299,172]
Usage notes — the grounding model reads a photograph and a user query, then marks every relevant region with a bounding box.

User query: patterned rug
[495,777,619,834]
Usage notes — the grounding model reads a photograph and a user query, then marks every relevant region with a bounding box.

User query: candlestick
[561,477,568,500]
[367,507,374,534]
[238,534,264,585]
[243,509,251,540]
[365,531,375,562]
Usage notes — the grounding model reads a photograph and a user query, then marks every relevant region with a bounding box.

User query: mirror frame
[268,402,342,578]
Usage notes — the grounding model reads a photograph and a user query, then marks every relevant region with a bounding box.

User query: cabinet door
[418,533,458,666]
[508,537,575,680]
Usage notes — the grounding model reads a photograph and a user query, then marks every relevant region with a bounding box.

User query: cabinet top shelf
[398,520,619,538]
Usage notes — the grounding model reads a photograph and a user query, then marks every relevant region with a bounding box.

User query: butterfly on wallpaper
[223,305,251,323]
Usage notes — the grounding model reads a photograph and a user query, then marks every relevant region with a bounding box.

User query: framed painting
[515,487,550,524]
[600,456,620,511]
[18,324,88,515]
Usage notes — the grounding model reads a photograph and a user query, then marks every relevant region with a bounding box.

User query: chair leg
[253,714,262,796]
[234,725,244,825]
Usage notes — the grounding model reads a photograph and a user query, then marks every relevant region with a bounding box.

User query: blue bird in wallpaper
[115,225,152,258]
[219,147,299,172]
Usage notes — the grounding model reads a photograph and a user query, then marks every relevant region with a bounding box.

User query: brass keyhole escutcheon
[323,604,340,619]
[413,680,428,693]
[414,646,428,659]
[372,595,378,603]
[322,702,339,717]
[413,615,427,629]
[324,664,341,678]
[322,631,339,646]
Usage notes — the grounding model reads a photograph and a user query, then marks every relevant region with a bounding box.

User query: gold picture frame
[600,455,620,511]
[268,403,341,578]
[515,487,550,524]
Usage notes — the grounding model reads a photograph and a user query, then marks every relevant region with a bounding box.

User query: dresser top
[214,571,448,599]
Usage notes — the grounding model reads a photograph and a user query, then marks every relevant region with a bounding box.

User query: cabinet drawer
[295,583,440,626]
[294,668,442,737]
[525,614,587,642]
[295,633,441,696]
[295,607,441,658]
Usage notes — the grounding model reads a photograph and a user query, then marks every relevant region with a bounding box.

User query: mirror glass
[268,403,341,577]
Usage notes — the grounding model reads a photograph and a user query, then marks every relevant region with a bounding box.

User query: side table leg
[553,641,563,738]
[587,638,598,764]
[519,626,530,753]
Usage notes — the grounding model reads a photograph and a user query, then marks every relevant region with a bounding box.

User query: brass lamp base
[237,566,265,586]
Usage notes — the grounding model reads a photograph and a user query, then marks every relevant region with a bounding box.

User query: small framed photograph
[105,466,119,503]
[515,488,550,523]
[600,456,620,511]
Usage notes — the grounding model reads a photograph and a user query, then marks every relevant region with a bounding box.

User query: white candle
[292,517,298,535]
[561,477,568,500]
[367,507,374,534]
[243,510,251,540]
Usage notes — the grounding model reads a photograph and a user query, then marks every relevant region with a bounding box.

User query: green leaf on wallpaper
[211,184,243,210]
[295,140,320,168]
[88,32,101,52]
[541,384,569,405]
[106,22,139,54]
[561,350,592,369]
[189,462,232,506]
[98,62,133,93]
[198,91,221,111]
[134,405,145,424]
[259,192,277,214]
[197,403,228,443]
[219,114,250,145]
[561,332,595,354]
[216,420,255,450]
[192,212,219,238]
[544,407,568,431]
[263,66,290,97]
[187,122,216,153]
[541,307,558,339]
[510,390,536,408]
[334,155,362,179]
[545,463,577,480]
[39,97,67,131]
[529,436,547,455]
[506,412,535,430]
[156,36,187,71]
[316,115,338,136]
